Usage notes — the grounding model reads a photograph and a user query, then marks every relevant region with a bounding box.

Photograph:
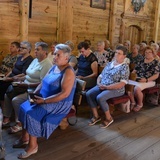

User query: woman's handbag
[6,84,27,99]
[116,100,131,113]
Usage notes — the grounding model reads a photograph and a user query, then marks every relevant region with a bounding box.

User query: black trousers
[0,81,11,101]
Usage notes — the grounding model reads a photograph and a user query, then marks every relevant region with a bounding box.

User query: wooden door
[124,25,142,47]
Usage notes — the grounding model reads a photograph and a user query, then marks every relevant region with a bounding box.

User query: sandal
[18,146,38,159]
[133,105,143,112]
[88,117,101,126]
[100,118,114,128]
[8,124,22,134]
[2,121,10,128]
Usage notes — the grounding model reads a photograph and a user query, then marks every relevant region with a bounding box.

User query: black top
[9,55,33,77]
[77,53,97,77]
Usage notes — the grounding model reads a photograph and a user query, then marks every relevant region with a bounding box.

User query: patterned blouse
[94,50,110,67]
[105,48,115,62]
[100,61,130,93]
[0,54,17,74]
[135,59,160,79]
[127,53,144,64]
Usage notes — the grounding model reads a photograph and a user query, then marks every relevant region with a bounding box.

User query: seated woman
[0,41,20,75]
[13,44,76,159]
[86,45,129,128]
[128,46,159,112]
[76,41,98,89]
[127,44,144,65]
[94,40,110,67]
[2,42,52,132]
[0,41,33,117]
[47,41,59,64]
[65,40,78,70]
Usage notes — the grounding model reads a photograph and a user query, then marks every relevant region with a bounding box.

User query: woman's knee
[86,88,96,98]
[134,86,142,94]
[96,94,107,104]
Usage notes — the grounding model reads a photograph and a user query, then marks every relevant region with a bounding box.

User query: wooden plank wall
[72,0,110,53]
[0,0,159,58]
[0,0,20,58]
[28,0,58,55]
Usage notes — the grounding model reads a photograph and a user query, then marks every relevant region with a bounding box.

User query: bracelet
[146,78,148,82]
[43,98,46,104]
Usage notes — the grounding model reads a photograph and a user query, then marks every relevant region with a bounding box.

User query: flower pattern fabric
[135,59,160,78]
[100,61,130,93]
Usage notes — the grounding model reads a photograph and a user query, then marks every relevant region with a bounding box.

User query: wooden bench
[107,73,136,113]
[142,75,160,104]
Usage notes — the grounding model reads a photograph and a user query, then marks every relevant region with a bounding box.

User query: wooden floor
[2,102,160,160]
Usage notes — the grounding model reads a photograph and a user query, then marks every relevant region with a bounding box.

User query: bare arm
[34,68,75,104]
[138,73,159,83]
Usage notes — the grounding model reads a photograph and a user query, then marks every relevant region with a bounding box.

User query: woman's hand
[137,78,147,83]
[33,95,45,104]
[98,84,107,90]
[3,77,13,82]
[76,76,84,80]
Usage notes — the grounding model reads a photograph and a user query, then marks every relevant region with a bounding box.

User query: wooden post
[19,0,29,41]
[57,0,73,43]
[108,0,117,47]
[153,0,160,42]
[120,20,125,44]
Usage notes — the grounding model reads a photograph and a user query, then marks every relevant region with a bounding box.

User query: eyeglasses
[20,47,27,50]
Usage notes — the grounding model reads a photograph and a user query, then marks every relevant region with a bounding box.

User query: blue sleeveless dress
[19,65,76,139]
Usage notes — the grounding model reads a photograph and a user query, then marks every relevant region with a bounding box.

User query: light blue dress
[19,65,76,139]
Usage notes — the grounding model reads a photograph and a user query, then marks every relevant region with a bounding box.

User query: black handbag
[6,84,27,99]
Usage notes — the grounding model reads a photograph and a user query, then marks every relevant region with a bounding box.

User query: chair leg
[59,118,69,130]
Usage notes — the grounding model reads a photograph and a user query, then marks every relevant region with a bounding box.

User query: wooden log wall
[0,0,160,58]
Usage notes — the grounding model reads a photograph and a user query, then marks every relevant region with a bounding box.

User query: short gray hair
[35,42,48,54]
[151,43,159,51]
[55,44,71,57]
[97,41,105,46]
[21,41,32,53]
[65,40,74,51]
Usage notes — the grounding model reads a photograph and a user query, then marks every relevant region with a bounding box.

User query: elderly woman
[124,40,131,52]
[76,41,98,89]
[2,42,52,133]
[13,44,76,159]
[127,44,144,65]
[94,41,110,67]
[0,41,20,75]
[151,43,160,61]
[47,41,58,63]
[104,39,114,61]
[86,46,129,128]
[65,40,78,70]
[0,41,33,119]
[128,46,159,112]
[139,42,147,56]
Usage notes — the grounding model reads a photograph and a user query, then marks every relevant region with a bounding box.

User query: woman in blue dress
[14,44,76,159]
